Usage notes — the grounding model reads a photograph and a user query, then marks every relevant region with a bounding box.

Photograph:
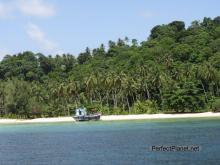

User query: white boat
[73,107,101,121]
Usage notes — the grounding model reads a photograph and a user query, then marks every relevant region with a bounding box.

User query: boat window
[79,110,81,115]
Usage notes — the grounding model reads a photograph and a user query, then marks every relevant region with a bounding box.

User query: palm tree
[196,62,219,102]
[103,73,112,113]
[120,72,138,113]
[66,79,80,108]
[85,74,98,104]
[138,65,151,100]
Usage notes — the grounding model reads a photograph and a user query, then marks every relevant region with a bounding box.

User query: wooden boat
[73,107,101,121]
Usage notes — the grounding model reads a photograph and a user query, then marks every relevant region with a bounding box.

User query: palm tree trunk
[127,96,131,113]
[201,81,208,102]
[145,83,151,99]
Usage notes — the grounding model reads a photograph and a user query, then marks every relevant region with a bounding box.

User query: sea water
[0,118,220,165]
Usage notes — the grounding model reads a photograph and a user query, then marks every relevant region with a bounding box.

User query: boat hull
[73,114,101,121]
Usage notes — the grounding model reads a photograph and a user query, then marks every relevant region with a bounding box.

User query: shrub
[132,100,157,114]
[111,107,123,115]
[99,106,110,115]
[211,99,220,112]
[86,104,111,115]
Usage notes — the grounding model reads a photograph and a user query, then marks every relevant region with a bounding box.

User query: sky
[0,0,219,59]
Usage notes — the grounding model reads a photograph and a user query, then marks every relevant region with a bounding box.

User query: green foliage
[163,82,205,113]
[150,25,176,39]
[97,106,111,115]
[0,16,220,118]
[211,99,220,112]
[77,47,91,64]
[132,100,157,114]
[4,79,32,118]
[209,53,220,69]
[169,21,185,32]
[172,44,193,62]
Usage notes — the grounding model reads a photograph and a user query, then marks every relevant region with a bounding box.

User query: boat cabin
[75,107,87,116]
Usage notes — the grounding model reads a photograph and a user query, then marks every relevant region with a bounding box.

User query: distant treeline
[1,16,220,118]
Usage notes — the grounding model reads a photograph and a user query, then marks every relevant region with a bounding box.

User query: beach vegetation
[0,17,220,118]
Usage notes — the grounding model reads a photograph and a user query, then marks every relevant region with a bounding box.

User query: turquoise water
[0,118,220,165]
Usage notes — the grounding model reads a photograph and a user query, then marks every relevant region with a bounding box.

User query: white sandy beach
[0,112,220,124]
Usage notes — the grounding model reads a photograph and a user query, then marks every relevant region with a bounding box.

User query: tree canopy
[0,16,220,118]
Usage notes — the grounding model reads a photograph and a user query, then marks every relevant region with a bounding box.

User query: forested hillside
[1,16,220,118]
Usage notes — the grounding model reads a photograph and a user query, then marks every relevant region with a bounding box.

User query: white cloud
[27,23,58,53]
[141,11,155,19]
[17,0,55,17]
[0,0,56,18]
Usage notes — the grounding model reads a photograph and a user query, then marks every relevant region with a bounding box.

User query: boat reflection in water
[73,107,101,121]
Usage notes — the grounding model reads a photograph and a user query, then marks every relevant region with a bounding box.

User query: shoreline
[0,112,220,124]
